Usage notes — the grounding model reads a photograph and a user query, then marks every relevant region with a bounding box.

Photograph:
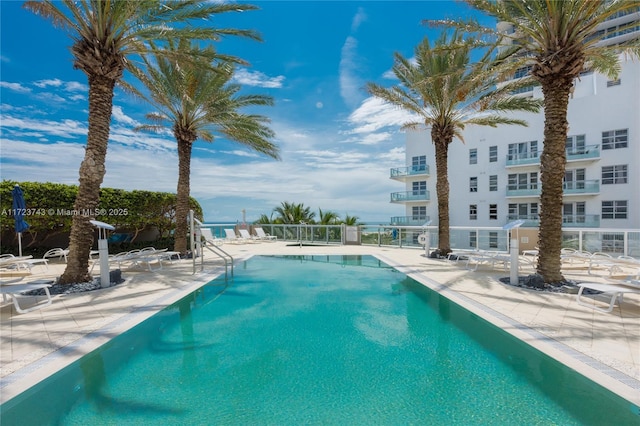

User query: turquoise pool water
[1,255,638,425]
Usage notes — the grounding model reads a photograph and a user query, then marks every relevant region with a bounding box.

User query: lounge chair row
[200,227,277,245]
[90,247,180,272]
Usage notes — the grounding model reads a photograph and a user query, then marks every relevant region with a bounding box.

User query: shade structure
[11,185,29,256]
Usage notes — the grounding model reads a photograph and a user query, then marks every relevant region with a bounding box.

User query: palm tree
[342,214,361,226]
[318,208,340,225]
[24,0,262,284]
[272,202,316,224]
[128,43,280,254]
[367,31,541,255]
[443,0,640,283]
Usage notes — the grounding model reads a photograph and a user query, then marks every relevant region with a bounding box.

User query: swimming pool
[1,255,638,424]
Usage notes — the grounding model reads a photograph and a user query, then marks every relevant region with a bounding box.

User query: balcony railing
[390,165,430,180]
[390,190,430,203]
[505,151,540,167]
[506,184,540,197]
[506,145,600,167]
[390,216,431,226]
[562,180,600,195]
[506,180,599,197]
[505,214,601,228]
[566,145,600,162]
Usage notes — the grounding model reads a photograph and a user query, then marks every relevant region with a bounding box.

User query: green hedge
[1,180,202,250]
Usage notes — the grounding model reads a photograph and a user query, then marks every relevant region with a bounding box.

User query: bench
[576,282,640,313]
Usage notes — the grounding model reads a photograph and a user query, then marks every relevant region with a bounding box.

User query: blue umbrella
[11,184,29,256]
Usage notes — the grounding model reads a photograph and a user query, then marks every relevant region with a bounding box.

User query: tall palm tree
[273,202,316,224]
[441,0,640,283]
[367,31,541,255]
[128,42,280,254]
[24,0,262,284]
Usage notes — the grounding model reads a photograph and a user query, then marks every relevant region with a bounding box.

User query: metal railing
[200,221,640,258]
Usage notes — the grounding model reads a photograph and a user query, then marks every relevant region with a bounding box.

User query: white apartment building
[390,10,640,252]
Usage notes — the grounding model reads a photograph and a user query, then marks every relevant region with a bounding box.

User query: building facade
[390,12,640,252]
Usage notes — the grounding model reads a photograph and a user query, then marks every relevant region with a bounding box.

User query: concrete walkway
[1,242,639,406]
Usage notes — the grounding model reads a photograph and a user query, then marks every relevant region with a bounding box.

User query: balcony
[390,190,430,203]
[390,165,430,181]
[390,216,431,226]
[506,184,539,197]
[505,151,540,167]
[566,145,600,163]
[562,180,600,195]
[506,180,599,197]
[506,214,601,228]
[506,145,600,167]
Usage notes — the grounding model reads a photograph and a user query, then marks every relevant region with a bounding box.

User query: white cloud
[34,78,63,88]
[0,81,31,93]
[64,81,88,92]
[347,97,417,134]
[351,7,367,32]
[112,105,139,126]
[233,68,285,88]
[339,36,364,109]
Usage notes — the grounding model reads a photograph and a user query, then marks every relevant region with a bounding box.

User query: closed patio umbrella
[11,184,29,256]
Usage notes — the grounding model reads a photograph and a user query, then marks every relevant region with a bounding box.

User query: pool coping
[1,251,639,409]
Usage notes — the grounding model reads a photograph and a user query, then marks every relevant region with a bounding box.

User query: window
[489,204,498,220]
[469,231,477,249]
[602,165,628,184]
[602,200,628,219]
[489,231,498,248]
[412,181,426,195]
[602,129,628,150]
[565,135,586,154]
[508,172,538,190]
[563,202,586,224]
[508,203,538,221]
[507,141,538,161]
[563,169,586,190]
[412,206,427,221]
[411,155,427,173]
[602,234,624,254]
[489,146,498,163]
[469,204,477,220]
[606,79,621,87]
[489,175,498,192]
[470,177,478,192]
[514,65,532,79]
[469,148,477,165]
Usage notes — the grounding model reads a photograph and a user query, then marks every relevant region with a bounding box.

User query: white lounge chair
[0,278,54,314]
[588,252,623,277]
[200,228,224,246]
[254,227,277,241]
[43,248,69,263]
[576,282,640,313]
[0,254,49,273]
[224,229,244,244]
[238,229,258,243]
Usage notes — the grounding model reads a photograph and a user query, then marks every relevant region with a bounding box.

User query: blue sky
[0,1,489,224]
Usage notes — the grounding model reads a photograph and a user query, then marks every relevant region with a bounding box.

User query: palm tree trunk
[174,139,193,254]
[537,79,573,284]
[432,135,451,255]
[59,76,114,284]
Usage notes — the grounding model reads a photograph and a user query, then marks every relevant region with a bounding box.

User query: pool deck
[1,243,639,407]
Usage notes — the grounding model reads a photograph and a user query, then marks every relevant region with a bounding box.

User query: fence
[199,223,640,258]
